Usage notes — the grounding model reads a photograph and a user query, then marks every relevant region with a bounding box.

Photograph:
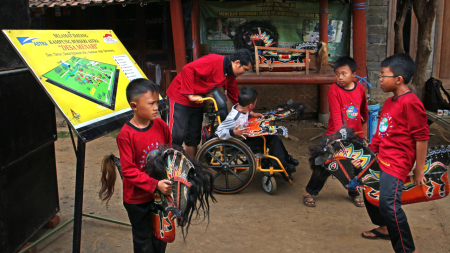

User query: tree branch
[411,0,439,100]
[394,0,411,54]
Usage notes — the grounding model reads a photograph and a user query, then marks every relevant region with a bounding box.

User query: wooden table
[426,110,450,130]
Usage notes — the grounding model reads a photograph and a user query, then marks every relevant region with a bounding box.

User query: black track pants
[365,170,416,253]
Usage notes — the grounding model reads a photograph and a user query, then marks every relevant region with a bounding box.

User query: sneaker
[287,155,299,166]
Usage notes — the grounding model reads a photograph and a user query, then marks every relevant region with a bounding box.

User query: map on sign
[43,56,119,110]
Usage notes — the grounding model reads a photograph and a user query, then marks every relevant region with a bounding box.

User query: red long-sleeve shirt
[326,82,368,137]
[116,119,172,204]
[166,54,239,107]
[370,92,430,182]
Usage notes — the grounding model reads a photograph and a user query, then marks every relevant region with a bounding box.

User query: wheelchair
[195,88,293,195]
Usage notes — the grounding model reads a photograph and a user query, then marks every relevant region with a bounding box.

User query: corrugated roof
[29,0,146,8]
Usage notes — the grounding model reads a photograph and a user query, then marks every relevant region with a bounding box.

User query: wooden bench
[426,110,450,130]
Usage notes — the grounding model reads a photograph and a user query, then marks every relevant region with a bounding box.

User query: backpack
[424,77,450,111]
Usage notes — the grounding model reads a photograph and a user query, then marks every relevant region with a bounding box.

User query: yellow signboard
[2,30,146,141]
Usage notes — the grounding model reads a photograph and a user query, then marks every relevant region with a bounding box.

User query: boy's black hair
[238,87,258,106]
[334,56,357,73]
[231,49,255,66]
[126,78,159,103]
[381,53,415,84]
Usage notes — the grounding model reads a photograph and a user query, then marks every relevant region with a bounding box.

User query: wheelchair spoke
[227,150,240,163]
[213,169,225,180]
[198,139,255,193]
[225,170,229,188]
[208,165,224,169]
[223,146,228,160]
[229,170,244,182]
[207,150,223,165]
[238,157,247,163]
[229,164,249,168]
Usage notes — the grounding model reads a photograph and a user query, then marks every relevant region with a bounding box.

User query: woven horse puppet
[310,127,450,206]
[247,103,305,137]
[100,146,216,242]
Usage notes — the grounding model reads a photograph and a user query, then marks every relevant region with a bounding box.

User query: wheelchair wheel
[262,174,277,195]
[196,137,256,194]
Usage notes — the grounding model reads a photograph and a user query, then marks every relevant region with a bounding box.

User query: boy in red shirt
[303,56,368,207]
[166,49,255,157]
[354,54,429,253]
[100,78,173,253]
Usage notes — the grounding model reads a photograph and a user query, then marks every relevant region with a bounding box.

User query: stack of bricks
[366,0,390,105]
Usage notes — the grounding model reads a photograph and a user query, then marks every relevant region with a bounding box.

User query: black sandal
[361,229,390,240]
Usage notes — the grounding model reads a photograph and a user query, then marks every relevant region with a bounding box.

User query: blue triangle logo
[16,37,38,45]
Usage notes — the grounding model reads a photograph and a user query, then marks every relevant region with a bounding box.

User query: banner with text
[200,0,351,61]
[2,30,144,141]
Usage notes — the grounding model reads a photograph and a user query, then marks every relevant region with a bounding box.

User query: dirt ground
[30,111,450,253]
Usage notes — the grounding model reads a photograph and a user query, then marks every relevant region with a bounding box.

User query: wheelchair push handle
[197,97,219,112]
[197,97,215,103]
[197,97,222,125]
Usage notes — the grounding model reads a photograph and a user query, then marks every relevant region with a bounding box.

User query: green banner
[200,0,350,61]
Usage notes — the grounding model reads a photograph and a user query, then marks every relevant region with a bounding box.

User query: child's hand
[413,167,427,186]
[250,112,264,118]
[233,124,249,139]
[363,139,369,147]
[351,159,363,168]
[157,180,172,195]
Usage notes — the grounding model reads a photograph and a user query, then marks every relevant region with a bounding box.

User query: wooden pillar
[319,0,330,118]
[170,0,187,73]
[191,0,201,61]
[319,0,328,45]
[352,0,367,81]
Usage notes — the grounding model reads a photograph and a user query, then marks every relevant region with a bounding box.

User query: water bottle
[367,86,380,143]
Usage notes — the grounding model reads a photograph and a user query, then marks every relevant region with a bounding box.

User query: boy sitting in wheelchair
[215,87,298,178]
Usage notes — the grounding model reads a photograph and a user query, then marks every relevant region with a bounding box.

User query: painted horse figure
[145,146,216,241]
[310,126,450,206]
[100,145,216,242]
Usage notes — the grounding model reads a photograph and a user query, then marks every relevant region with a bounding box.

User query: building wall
[366,0,435,105]
[366,0,390,105]
[236,84,319,113]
